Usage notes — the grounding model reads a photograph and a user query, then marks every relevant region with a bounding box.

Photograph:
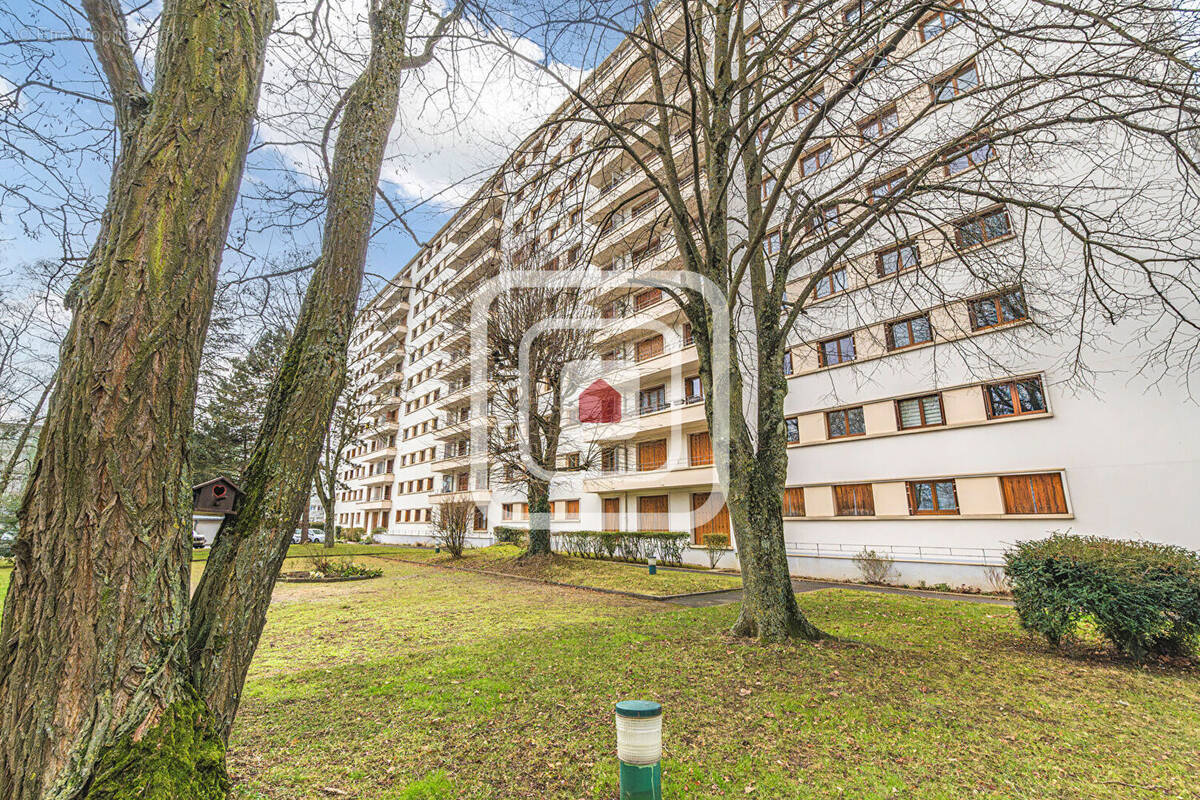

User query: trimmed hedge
[1005,534,1200,660]
[558,531,690,566]
[493,526,526,545]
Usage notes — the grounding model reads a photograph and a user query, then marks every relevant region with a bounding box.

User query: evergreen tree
[191,329,290,484]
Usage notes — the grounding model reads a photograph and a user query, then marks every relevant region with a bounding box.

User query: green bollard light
[615,700,663,800]
[648,557,657,576]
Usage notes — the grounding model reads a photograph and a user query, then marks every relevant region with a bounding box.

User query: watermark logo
[469,269,732,531]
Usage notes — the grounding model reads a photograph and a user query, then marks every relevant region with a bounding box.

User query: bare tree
[477,0,1199,640]
[314,375,368,549]
[447,238,600,556]
[433,497,475,556]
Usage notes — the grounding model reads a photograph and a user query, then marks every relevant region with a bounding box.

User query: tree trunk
[0,1,274,796]
[187,0,449,739]
[525,477,552,556]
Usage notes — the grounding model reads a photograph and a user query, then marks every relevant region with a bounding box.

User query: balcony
[434,412,493,440]
[428,489,492,504]
[361,471,395,486]
[359,498,393,511]
[583,463,718,493]
[456,215,502,262]
[361,446,397,462]
[636,341,698,378]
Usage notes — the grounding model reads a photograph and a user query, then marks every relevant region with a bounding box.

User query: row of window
[780,472,1067,517]
[793,285,1027,372]
[501,500,581,520]
[785,375,1048,442]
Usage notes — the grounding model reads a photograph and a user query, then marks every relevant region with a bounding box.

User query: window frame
[818,334,856,367]
[907,480,960,515]
[984,375,1048,419]
[814,266,848,299]
[954,205,1013,249]
[886,313,934,350]
[875,241,920,277]
[931,60,979,103]
[834,483,875,516]
[1000,472,1068,515]
[968,287,1027,330]
[800,144,833,178]
[920,0,965,41]
[866,170,907,204]
[857,105,899,142]
[895,393,946,429]
[825,406,867,439]
[945,137,994,176]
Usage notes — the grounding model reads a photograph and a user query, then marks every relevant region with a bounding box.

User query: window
[684,376,703,403]
[985,376,1047,418]
[763,229,782,256]
[969,288,1027,329]
[876,241,919,276]
[826,407,866,438]
[921,0,964,41]
[932,61,979,103]
[691,492,730,544]
[564,499,580,519]
[843,0,879,25]
[946,138,993,176]
[955,207,1012,248]
[1000,473,1068,514]
[635,287,662,310]
[887,314,933,349]
[783,350,794,375]
[785,417,800,443]
[800,145,832,177]
[795,91,825,121]
[834,484,875,516]
[806,205,839,236]
[908,480,959,515]
[896,394,944,428]
[601,446,620,472]
[635,334,664,361]
[638,495,670,531]
[814,267,847,299]
[761,174,777,201]
[502,503,514,520]
[637,439,667,471]
[858,106,898,141]
[682,322,694,346]
[639,385,667,414]
[565,452,581,470]
[867,171,906,204]
[782,487,806,517]
[819,334,856,366]
[688,431,713,466]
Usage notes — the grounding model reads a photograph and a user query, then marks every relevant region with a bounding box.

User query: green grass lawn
[389,544,743,596]
[227,559,1200,800]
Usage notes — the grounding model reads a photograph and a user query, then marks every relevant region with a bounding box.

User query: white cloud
[257,1,585,210]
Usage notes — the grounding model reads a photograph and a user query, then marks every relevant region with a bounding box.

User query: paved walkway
[667,579,1012,608]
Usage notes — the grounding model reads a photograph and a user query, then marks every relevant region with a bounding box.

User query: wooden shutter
[635,288,662,310]
[688,431,713,466]
[691,492,731,544]
[636,334,664,362]
[602,497,621,531]
[637,495,670,531]
[1000,473,1067,514]
[782,487,806,517]
[834,483,875,516]
[637,439,667,471]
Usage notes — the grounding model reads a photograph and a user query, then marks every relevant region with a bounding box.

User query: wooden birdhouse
[192,476,242,516]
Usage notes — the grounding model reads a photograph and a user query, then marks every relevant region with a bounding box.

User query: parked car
[192,533,207,549]
[291,529,326,544]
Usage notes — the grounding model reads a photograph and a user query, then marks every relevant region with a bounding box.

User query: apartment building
[334,0,1199,587]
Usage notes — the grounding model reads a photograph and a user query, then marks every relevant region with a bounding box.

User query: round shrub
[1004,534,1200,660]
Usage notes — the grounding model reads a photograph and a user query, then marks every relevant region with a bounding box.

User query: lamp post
[615,700,662,800]
[647,556,657,576]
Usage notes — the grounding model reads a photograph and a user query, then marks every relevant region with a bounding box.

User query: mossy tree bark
[187,0,463,739]
[0,0,274,797]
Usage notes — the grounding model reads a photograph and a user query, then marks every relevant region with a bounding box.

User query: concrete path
[667,579,1013,608]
